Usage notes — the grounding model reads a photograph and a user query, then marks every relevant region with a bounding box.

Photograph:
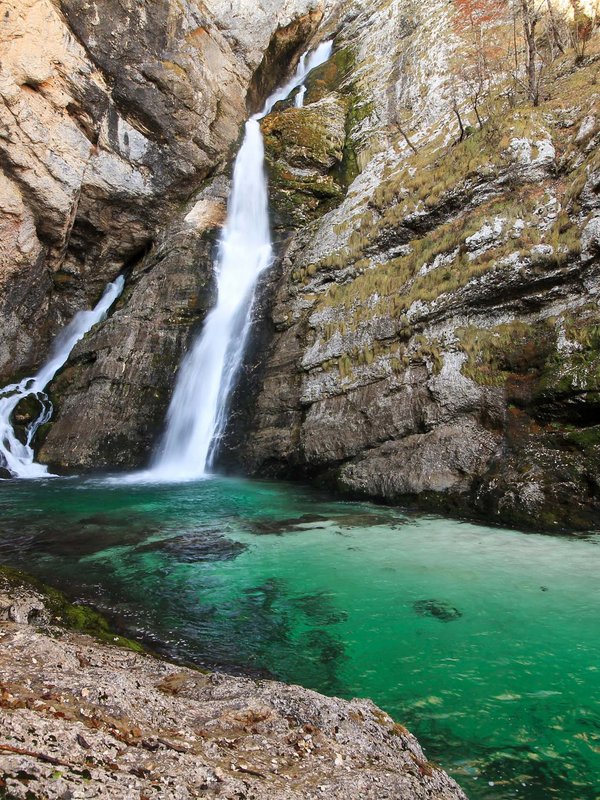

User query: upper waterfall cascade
[0,276,125,479]
[151,40,333,482]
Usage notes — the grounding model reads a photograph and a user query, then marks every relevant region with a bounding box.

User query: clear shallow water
[0,476,598,799]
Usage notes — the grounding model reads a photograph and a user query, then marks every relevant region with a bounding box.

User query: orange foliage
[453,0,509,32]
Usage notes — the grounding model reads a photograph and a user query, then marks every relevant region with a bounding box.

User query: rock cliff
[223,0,600,531]
[0,573,466,799]
[1,0,599,529]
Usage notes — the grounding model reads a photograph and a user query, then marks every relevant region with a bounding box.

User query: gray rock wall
[221,0,600,531]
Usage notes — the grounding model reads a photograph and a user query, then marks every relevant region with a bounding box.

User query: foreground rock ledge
[0,583,466,799]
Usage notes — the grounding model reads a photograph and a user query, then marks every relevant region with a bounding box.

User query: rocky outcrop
[0,0,241,379]
[38,182,226,470]
[0,574,466,799]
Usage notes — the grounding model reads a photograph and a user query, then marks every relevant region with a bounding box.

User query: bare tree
[453,0,512,124]
[544,0,567,58]
[520,0,543,104]
[570,0,599,61]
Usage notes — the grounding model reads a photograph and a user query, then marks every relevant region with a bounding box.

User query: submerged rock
[291,590,349,625]
[0,574,467,799]
[247,513,333,535]
[413,600,463,623]
[136,531,247,563]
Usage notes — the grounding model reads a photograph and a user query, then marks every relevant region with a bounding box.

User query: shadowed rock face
[246,6,326,114]
[38,198,221,471]
[0,0,247,380]
[217,0,600,531]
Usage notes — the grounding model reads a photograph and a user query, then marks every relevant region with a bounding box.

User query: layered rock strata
[225,0,600,531]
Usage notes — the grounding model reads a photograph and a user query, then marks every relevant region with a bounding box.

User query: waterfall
[0,276,125,479]
[293,41,333,109]
[152,40,333,482]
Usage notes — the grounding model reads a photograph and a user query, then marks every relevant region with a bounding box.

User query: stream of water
[151,41,333,481]
[0,276,124,479]
[0,476,598,800]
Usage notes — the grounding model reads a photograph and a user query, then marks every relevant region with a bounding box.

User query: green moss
[563,425,600,450]
[304,46,356,103]
[0,565,144,653]
[262,102,346,165]
[333,98,374,188]
[261,42,377,229]
[262,98,349,227]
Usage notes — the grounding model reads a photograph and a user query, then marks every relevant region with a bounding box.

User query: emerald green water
[1,476,599,799]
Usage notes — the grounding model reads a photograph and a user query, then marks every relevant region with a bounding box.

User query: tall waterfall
[0,276,124,479]
[152,40,333,482]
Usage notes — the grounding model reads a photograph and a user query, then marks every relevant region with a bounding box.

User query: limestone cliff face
[1,0,239,378]
[2,0,599,530]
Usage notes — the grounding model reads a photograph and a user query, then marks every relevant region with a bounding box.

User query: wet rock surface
[0,577,467,800]
[413,600,463,623]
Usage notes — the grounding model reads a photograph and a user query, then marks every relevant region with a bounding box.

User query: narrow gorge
[1,0,599,798]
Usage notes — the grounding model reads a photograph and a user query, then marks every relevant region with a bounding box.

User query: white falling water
[152,40,333,482]
[0,276,125,479]
[293,41,333,109]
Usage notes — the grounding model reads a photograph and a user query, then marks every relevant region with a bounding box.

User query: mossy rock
[10,393,48,445]
[538,317,600,396]
[457,321,555,389]
[262,97,348,228]
[0,565,144,653]
[262,97,347,170]
[304,46,356,103]
[12,393,45,425]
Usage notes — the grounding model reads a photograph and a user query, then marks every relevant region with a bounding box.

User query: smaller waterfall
[152,40,333,482]
[292,41,333,109]
[254,41,333,115]
[0,276,124,479]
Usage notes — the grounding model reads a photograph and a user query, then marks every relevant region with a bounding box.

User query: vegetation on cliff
[239,0,600,531]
